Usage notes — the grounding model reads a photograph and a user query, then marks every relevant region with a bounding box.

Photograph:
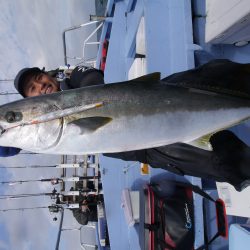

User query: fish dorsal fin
[131,72,161,83]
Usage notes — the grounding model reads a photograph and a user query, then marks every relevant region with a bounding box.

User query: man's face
[22,72,60,97]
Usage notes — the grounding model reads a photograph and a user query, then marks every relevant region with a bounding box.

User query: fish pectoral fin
[186,134,213,151]
[131,72,161,82]
[68,116,112,134]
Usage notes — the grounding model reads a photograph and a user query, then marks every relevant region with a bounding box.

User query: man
[14,65,104,97]
[69,181,99,225]
[3,60,250,190]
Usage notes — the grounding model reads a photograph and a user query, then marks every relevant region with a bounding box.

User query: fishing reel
[48,204,62,213]
[50,188,58,200]
[48,204,63,222]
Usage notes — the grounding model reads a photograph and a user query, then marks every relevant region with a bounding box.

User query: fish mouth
[0,125,6,136]
[0,123,23,135]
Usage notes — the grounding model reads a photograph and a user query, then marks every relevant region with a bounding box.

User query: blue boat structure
[83,0,250,249]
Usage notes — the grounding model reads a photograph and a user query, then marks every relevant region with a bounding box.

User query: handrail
[62,20,104,66]
[82,22,104,66]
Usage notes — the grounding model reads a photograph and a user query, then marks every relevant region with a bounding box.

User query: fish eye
[5,112,15,123]
[4,111,23,123]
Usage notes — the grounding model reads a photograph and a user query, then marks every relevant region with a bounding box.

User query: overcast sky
[0,1,98,249]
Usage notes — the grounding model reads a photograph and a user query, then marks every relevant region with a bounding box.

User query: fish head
[0,97,63,151]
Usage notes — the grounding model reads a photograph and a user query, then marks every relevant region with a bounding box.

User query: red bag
[143,180,228,250]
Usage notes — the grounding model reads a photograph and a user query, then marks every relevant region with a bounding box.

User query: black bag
[143,180,228,250]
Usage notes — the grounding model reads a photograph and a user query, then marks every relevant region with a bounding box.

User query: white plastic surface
[216,182,250,217]
[130,191,140,223]
[136,16,146,55]
[121,189,140,227]
[121,189,134,226]
[128,58,147,80]
[206,0,250,44]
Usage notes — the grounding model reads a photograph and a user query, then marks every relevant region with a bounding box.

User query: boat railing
[62,19,105,67]
[54,154,102,250]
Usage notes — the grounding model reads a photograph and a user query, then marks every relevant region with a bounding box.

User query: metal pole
[55,208,64,250]
[0,79,14,82]
[0,163,81,169]
[0,92,19,95]
[0,206,48,212]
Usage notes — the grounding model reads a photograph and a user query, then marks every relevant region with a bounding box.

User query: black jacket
[71,181,98,225]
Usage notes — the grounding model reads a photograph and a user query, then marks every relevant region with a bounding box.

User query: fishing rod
[0,206,49,212]
[0,187,99,201]
[0,204,66,213]
[0,163,82,169]
[0,92,19,95]
[0,176,99,186]
[0,179,49,185]
[55,209,64,250]
[0,204,66,223]
[0,190,58,200]
[0,165,58,169]
[0,202,82,214]
[0,79,14,82]
[19,152,38,155]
